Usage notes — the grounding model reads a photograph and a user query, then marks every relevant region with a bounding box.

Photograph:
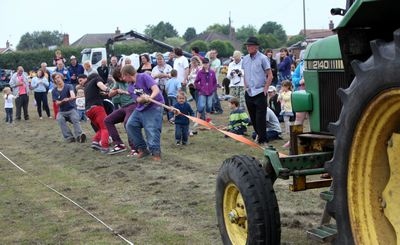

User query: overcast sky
[1,0,345,49]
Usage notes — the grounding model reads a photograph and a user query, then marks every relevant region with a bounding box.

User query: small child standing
[75,88,87,122]
[226,97,250,135]
[173,92,194,145]
[165,69,181,123]
[278,80,294,134]
[3,87,14,124]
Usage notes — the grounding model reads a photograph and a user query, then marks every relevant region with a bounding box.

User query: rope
[147,97,264,150]
[0,151,134,245]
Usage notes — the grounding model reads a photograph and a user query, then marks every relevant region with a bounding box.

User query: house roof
[71,33,116,47]
[299,29,335,41]
[0,47,12,54]
[184,31,243,50]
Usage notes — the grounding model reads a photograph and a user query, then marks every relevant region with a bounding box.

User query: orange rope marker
[186,115,263,149]
[146,97,263,150]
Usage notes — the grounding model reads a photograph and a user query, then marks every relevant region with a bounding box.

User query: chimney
[6,40,10,48]
[115,27,121,35]
[329,20,334,30]
[62,34,70,46]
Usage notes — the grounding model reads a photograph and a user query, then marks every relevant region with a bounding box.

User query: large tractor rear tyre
[216,155,280,245]
[326,28,400,244]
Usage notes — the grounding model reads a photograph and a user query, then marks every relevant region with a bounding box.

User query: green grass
[0,93,328,244]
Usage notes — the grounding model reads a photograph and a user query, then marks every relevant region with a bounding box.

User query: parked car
[0,80,10,91]
[0,69,12,91]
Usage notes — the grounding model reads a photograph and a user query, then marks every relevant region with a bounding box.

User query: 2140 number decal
[305,59,344,70]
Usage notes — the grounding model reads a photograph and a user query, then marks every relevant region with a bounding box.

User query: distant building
[0,40,13,54]
[71,27,123,47]
[300,20,336,43]
[288,21,336,62]
[183,31,242,51]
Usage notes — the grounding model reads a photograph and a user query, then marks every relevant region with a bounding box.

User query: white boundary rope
[0,151,134,245]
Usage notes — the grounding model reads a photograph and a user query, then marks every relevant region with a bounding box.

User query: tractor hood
[304,35,342,61]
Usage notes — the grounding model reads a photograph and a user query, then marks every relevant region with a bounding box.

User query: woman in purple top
[194,58,217,124]
[122,65,164,161]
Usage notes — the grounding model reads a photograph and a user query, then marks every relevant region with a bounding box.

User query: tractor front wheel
[216,155,280,245]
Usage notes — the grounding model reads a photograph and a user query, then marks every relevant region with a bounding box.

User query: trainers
[254,135,259,143]
[76,133,87,143]
[91,141,102,150]
[108,144,127,155]
[135,149,150,159]
[66,137,76,143]
[206,118,215,125]
[100,147,109,154]
[80,133,86,143]
[189,131,194,136]
[127,149,139,157]
[176,141,181,145]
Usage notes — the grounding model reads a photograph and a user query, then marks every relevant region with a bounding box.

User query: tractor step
[307,224,337,242]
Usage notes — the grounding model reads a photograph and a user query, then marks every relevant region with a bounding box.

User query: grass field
[0,92,328,244]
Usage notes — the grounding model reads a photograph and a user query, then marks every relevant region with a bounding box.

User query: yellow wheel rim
[348,89,400,244]
[223,183,248,244]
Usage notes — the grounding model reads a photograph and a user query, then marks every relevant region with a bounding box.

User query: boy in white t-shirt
[3,87,14,124]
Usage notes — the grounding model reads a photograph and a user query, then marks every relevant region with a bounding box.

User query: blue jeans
[5,108,12,123]
[197,94,213,114]
[175,124,189,143]
[126,106,163,155]
[77,109,87,121]
[212,91,223,113]
[167,96,177,120]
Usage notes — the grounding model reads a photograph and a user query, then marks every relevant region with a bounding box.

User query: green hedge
[0,43,170,72]
[0,40,232,72]
[0,46,82,71]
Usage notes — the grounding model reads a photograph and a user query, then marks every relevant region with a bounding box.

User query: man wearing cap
[68,55,84,91]
[242,36,273,145]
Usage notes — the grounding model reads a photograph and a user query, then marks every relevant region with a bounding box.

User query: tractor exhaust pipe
[331,8,346,16]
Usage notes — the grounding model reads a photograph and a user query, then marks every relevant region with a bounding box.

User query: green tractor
[215,0,400,244]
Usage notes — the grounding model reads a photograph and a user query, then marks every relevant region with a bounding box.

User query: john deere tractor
[215,0,400,244]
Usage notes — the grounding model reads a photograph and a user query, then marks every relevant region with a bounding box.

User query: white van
[118,53,140,69]
[81,47,107,70]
